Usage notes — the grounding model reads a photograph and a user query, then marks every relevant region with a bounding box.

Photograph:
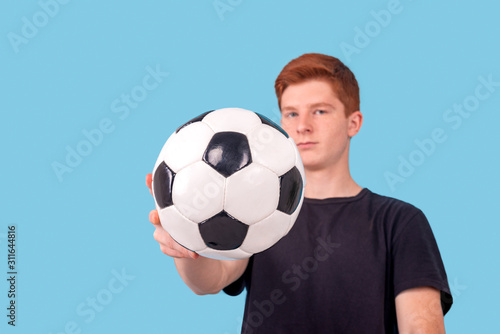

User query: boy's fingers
[149,209,160,225]
[153,223,200,259]
[173,247,199,259]
[146,173,153,194]
[171,241,199,259]
[158,238,199,259]
[161,246,197,259]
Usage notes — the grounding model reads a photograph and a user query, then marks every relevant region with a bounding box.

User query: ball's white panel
[158,206,206,252]
[284,140,305,235]
[291,137,306,186]
[161,122,215,173]
[240,211,291,254]
[225,163,279,225]
[173,161,226,222]
[197,247,252,261]
[202,108,261,134]
[248,124,296,176]
[153,131,175,173]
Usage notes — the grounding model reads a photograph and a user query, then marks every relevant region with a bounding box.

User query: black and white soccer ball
[152,108,305,260]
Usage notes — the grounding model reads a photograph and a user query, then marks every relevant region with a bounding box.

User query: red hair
[275,53,360,116]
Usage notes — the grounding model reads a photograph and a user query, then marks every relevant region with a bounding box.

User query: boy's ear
[348,111,363,138]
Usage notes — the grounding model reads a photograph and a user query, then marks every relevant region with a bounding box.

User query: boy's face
[280,79,362,172]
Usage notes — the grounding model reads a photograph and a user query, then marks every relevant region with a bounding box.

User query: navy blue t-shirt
[224,189,452,333]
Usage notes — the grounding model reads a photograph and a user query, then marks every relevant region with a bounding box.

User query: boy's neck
[303,164,362,199]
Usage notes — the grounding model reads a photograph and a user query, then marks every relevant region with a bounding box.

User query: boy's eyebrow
[308,102,335,109]
[280,106,296,112]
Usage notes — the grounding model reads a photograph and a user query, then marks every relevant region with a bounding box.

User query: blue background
[1,0,499,333]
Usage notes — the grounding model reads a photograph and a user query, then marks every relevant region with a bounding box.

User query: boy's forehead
[281,80,341,109]
[283,79,339,97]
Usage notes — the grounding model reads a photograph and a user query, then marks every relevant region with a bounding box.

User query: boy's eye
[314,110,326,115]
[285,112,298,118]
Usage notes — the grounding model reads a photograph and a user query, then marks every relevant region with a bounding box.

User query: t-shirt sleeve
[222,256,252,296]
[392,210,453,315]
[223,273,246,296]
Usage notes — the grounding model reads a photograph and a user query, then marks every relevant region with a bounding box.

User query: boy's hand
[146,173,199,259]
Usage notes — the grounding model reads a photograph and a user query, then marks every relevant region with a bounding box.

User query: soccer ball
[151,108,305,260]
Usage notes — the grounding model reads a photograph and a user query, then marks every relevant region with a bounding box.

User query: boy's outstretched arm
[146,173,249,295]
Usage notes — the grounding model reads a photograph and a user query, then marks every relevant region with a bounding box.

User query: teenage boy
[145,53,452,333]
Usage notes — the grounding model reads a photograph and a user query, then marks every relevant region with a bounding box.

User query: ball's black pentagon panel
[277,166,303,214]
[202,132,252,177]
[256,113,289,138]
[175,110,214,133]
[153,161,176,209]
[199,211,249,250]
